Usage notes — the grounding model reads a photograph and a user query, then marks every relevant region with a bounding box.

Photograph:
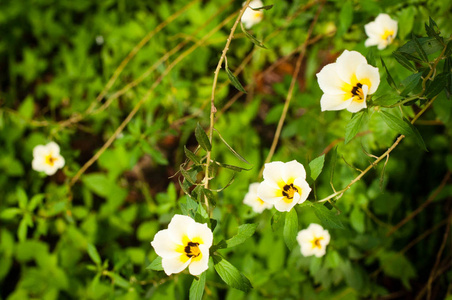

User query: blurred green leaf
[309,154,325,180]
[87,244,102,266]
[240,22,267,49]
[214,128,250,164]
[283,209,298,250]
[146,256,163,271]
[379,252,416,288]
[226,223,257,248]
[312,203,344,229]
[17,188,28,210]
[213,254,252,292]
[225,62,247,93]
[195,123,212,152]
[344,112,365,144]
[189,271,206,300]
[184,146,201,165]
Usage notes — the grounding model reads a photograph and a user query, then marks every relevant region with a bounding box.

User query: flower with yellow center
[32,142,65,176]
[364,14,398,50]
[297,223,330,257]
[151,214,213,276]
[316,50,380,113]
[241,0,264,29]
[244,182,273,213]
[257,160,311,212]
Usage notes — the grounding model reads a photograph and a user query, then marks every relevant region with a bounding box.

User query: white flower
[297,223,330,257]
[32,142,65,175]
[151,214,213,276]
[365,14,398,50]
[257,160,311,212]
[241,0,264,29]
[316,50,380,113]
[244,182,273,213]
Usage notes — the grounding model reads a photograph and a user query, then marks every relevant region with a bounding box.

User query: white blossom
[316,50,380,113]
[244,182,273,213]
[32,142,65,176]
[297,223,330,257]
[241,0,264,29]
[257,160,311,212]
[365,14,398,50]
[151,214,213,276]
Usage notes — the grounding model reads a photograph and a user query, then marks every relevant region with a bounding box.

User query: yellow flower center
[381,29,394,42]
[257,197,265,205]
[311,237,323,249]
[351,82,364,101]
[45,154,57,166]
[184,242,201,258]
[253,12,262,20]
[282,183,299,202]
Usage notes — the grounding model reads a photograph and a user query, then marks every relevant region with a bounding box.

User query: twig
[387,171,450,236]
[258,2,324,177]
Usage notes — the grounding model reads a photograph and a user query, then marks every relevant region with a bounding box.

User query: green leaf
[338,1,353,36]
[195,202,209,224]
[240,22,267,49]
[271,211,284,231]
[380,58,397,90]
[365,48,377,68]
[146,256,163,271]
[109,272,130,289]
[379,111,427,151]
[195,123,212,152]
[312,203,344,229]
[27,194,44,211]
[379,252,416,289]
[393,51,416,72]
[214,128,250,164]
[371,93,401,107]
[180,167,197,185]
[18,218,28,242]
[425,72,448,98]
[226,223,257,248]
[344,112,365,144]
[283,209,298,250]
[0,208,21,220]
[398,37,443,56]
[412,34,429,62]
[180,196,198,219]
[213,255,252,292]
[309,154,325,180]
[216,162,251,172]
[87,244,102,266]
[350,207,365,234]
[225,62,247,93]
[400,72,422,96]
[189,272,206,300]
[249,4,273,10]
[184,146,201,165]
[17,188,28,210]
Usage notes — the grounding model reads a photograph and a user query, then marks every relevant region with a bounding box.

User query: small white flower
[244,182,273,213]
[32,142,65,176]
[316,50,380,113]
[241,0,264,29]
[297,223,330,257]
[365,14,398,50]
[151,214,213,276]
[257,160,311,212]
[95,35,104,45]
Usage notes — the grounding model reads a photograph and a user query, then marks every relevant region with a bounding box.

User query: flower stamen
[45,154,56,166]
[282,183,299,200]
[184,242,201,258]
[311,237,324,249]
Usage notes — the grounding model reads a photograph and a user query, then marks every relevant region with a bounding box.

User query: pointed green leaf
[195,123,211,152]
[344,112,366,144]
[216,162,252,172]
[283,209,298,250]
[400,72,422,96]
[271,211,284,231]
[393,51,416,72]
[412,34,429,62]
[398,37,443,56]
[380,58,397,90]
[371,93,401,107]
[27,194,44,211]
[146,256,163,271]
[240,22,267,49]
[425,72,448,98]
[213,255,252,292]
[379,111,427,151]
[214,128,250,164]
[249,4,273,10]
[226,223,257,248]
[184,146,201,165]
[180,167,197,185]
[189,272,206,300]
[17,188,28,210]
[225,63,247,93]
[312,203,344,229]
[87,244,102,265]
[309,154,326,180]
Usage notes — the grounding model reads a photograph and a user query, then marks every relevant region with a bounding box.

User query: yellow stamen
[184,242,201,258]
[381,29,394,42]
[281,183,300,203]
[311,237,324,249]
[45,154,56,166]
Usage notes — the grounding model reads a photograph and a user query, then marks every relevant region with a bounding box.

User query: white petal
[33,145,48,158]
[188,222,213,248]
[262,161,285,188]
[43,165,58,176]
[313,247,326,257]
[364,22,381,39]
[293,178,311,204]
[356,64,380,94]
[162,255,191,276]
[167,215,194,245]
[274,199,297,212]
[46,142,61,154]
[300,244,315,257]
[248,182,260,194]
[336,50,368,83]
[32,158,45,172]
[282,160,306,182]
[257,181,282,204]
[188,244,210,275]
[297,229,313,244]
[316,63,346,95]
[151,229,181,258]
[320,94,353,111]
[53,155,65,169]
[364,37,379,48]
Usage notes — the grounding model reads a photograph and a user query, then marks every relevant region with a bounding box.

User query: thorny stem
[203,1,252,214]
[258,2,323,178]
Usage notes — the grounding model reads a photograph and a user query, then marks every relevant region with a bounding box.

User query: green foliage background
[1,0,451,299]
